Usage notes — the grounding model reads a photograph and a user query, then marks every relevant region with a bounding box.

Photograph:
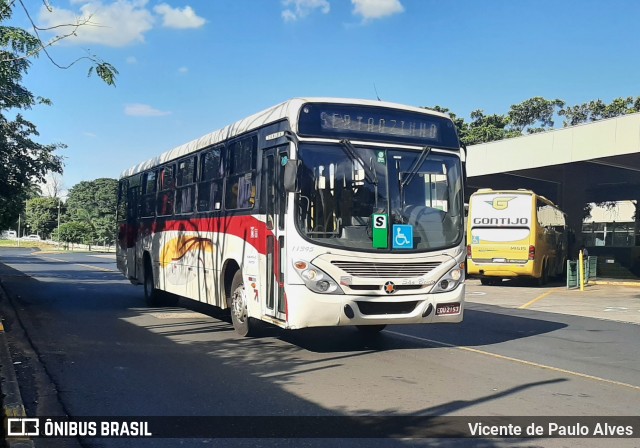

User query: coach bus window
[176,157,196,214]
[226,136,257,210]
[141,171,157,217]
[198,147,224,211]
[157,165,175,216]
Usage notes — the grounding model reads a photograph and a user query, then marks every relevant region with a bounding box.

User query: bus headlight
[430,264,465,293]
[293,260,343,294]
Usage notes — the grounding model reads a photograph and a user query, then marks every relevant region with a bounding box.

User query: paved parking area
[465,278,640,325]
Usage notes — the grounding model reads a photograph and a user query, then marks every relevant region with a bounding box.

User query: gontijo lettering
[472,217,529,225]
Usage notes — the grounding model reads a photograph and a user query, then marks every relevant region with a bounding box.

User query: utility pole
[57,199,61,248]
[17,214,20,247]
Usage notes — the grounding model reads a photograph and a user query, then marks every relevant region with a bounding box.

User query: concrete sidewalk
[465,278,640,325]
[0,281,35,448]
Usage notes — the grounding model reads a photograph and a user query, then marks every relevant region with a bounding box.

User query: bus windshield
[295,142,464,251]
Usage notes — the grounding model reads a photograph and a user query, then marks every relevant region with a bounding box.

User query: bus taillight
[466,245,472,258]
[528,245,535,260]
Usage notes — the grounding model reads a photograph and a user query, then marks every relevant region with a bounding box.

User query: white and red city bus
[116,98,467,336]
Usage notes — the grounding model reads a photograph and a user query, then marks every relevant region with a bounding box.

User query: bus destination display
[298,102,460,148]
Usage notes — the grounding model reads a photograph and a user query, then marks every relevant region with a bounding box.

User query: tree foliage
[425,96,640,146]
[1,0,118,86]
[0,1,118,231]
[54,221,92,246]
[25,196,58,237]
[0,2,65,217]
[65,178,118,244]
[559,97,640,126]
[508,97,565,134]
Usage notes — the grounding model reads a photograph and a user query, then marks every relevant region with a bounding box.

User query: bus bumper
[284,283,465,329]
[467,259,535,278]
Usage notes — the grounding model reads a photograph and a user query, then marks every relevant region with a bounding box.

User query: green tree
[65,178,118,245]
[423,105,469,143]
[0,1,64,229]
[1,1,118,85]
[559,96,640,126]
[25,196,58,237]
[0,1,118,230]
[464,109,520,145]
[422,105,520,145]
[54,221,92,247]
[508,97,565,134]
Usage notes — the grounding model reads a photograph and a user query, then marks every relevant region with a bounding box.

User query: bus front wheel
[229,270,254,337]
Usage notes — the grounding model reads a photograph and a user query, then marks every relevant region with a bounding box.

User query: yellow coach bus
[466,189,568,285]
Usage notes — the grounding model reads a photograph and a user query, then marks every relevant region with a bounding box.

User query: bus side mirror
[283,159,300,193]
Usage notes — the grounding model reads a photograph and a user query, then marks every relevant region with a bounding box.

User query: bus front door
[262,148,287,321]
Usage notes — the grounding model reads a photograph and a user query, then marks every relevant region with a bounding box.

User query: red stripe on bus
[119,215,273,254]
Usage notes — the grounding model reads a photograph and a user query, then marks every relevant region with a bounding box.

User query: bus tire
[143,257,161,306]
[356,325,387,335]
[143,257,178,306]
[480,278,497,286]
[229,270,254,337]
[537,261,549,286]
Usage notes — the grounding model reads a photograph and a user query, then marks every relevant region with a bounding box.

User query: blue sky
[12,0,640,194]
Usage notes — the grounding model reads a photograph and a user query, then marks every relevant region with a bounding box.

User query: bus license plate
[436,303,460,316]
[492,258,506,263]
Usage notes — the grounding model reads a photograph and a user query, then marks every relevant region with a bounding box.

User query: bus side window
[141,171,157,217]
[157,165,175,216]
[226,136,257,210]
[197,147,224,211]
[176,157,197,214]
[117,179,128,221]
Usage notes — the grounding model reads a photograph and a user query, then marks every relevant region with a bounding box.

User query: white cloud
[38,0,154,47]
[351,0,404,21]
[178,66,188,74]
[282,0,330,22]
[84,132,97,137]
[37,1,206,47]
[153,4,206,29]
[126,56,137,64]
[124,103,171,117]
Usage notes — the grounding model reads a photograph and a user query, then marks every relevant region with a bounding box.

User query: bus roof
[119,97,451,179]
[470,188,559,208]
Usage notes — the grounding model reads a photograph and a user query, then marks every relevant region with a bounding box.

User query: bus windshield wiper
[339,139,377,185]
[400,146,432,189]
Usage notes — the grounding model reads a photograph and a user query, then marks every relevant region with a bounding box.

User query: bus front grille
[331,261,440,278]
[356,301,419,315]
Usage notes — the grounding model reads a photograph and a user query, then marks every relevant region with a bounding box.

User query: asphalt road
[0,247,639,448]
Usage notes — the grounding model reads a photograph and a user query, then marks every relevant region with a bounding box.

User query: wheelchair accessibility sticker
[392,224,413,249]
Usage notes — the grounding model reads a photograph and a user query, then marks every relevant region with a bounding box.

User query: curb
[590,280,640,287]
[0,282,35,448]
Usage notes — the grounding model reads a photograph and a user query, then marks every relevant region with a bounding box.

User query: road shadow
[0,258,619,448]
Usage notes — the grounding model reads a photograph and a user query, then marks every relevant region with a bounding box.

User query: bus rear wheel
[480,278,499,286]
[229,270,254,337]
[537,262,549,286]
[143,258,178,306]
[144,259,161,306]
